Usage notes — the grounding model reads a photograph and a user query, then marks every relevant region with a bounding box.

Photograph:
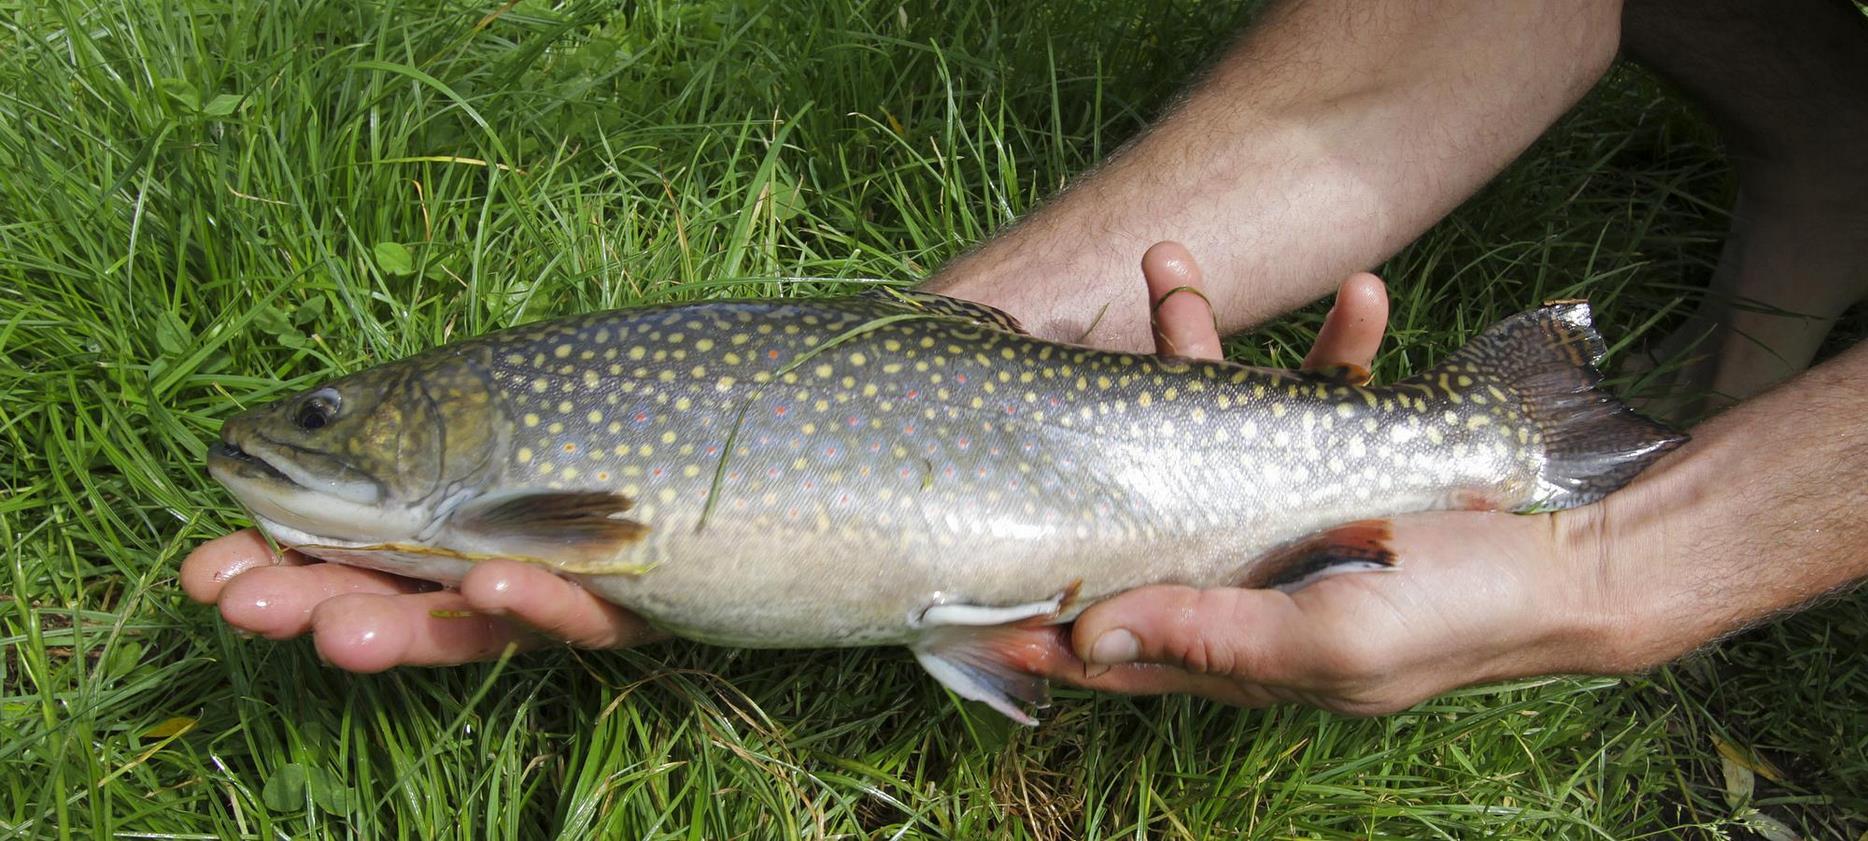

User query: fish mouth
[208,439,299,486]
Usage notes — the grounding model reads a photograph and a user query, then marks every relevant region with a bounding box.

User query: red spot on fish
[955,373,967,384]
[775,405,788,416]
[847,415,860,427]
[957,436,970,449]
[1048,396,1061,408]
[803,480,815,490]
[634,411,649,423]
[706,446,718,455]
[906,389,920,399]
[824,446,838,457]
[652,468,664,477]
[944,466,957,478]
[900,467,913,479]
[903,423,916,434]
[839,493,850,505]
[768,467,781,479]
[1005,405,1017,415]
[768,349,780,360]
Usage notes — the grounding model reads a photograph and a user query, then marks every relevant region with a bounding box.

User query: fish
[207,289,1685,723]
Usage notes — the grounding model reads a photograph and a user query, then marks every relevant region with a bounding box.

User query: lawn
[2,0,1864,837]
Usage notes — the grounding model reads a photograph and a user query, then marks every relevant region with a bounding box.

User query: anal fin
[1240,519,1398,593]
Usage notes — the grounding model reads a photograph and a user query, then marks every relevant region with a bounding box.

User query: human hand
[181,529,665,670]
[1010,241,1626,715]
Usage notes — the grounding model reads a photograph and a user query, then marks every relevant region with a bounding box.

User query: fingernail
[1088,629,1139,665]
[1082,663,1113,680]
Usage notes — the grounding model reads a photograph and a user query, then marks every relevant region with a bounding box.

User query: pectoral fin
[449,490,653,574]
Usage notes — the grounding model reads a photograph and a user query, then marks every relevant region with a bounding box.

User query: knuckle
[1164,590,1245,675]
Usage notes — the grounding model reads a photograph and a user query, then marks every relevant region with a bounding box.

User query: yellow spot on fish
[549,422,564,434]
[638,444,654,457]
[530,379,548,393]
[862,384,878,397]
[628,346,646,360]
[562,442,577,454]
[675,397,692,411]
[554,344,572,358]
[1271,403,1287,417]
[695,338,715,351]
[1466,415,1491,429]
[661,430,676,444]
[1336,403,1354,418]
[523,413,540,427]
[587,410,603,424]
[516,447,533,463]
[849,352,867,366]
[1137,392,1153,407]
[561,466,580,480]
[682,464,700,478]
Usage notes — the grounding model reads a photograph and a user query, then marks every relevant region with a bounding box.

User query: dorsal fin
[857,288,1028,334]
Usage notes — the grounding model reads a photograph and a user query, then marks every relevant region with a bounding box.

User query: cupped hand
[181,534,664,669]
[1016,242,1621,715]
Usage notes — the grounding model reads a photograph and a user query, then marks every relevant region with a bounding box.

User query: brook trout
[208,290,1683,722]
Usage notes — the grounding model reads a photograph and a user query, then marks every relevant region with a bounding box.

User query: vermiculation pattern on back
[435,293,1548,644]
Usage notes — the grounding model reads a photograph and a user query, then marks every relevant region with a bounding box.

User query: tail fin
[1435,301,1687,511]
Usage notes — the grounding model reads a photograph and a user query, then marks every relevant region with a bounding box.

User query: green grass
[2,0,1864,837]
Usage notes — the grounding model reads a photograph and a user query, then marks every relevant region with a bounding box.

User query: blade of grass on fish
[694,310,974,533]
[695,401,751,535]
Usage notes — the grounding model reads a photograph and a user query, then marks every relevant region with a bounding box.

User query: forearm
[1572,341,1868,668]
[925,0,1623,349]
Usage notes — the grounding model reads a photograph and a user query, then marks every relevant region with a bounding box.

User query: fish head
[208,352,508,546]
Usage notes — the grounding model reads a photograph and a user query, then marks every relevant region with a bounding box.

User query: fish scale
[209,290,1685,722]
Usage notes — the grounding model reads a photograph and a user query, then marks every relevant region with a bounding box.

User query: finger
[216,562,435,640]
[309,590,533,672]
[1068,584,1318,685]
[459,560,666,650]
[180,529,313,603]
[970,624,1269,706]
[1302,272,1388,376]
[1142,241,1224,361]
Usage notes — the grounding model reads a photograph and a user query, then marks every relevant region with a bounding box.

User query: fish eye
[295,388,341,431]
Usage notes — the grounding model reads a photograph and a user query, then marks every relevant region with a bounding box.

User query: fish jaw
[208,440,432,547]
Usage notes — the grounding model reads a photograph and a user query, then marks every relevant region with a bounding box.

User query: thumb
[1070,584,1313,682]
